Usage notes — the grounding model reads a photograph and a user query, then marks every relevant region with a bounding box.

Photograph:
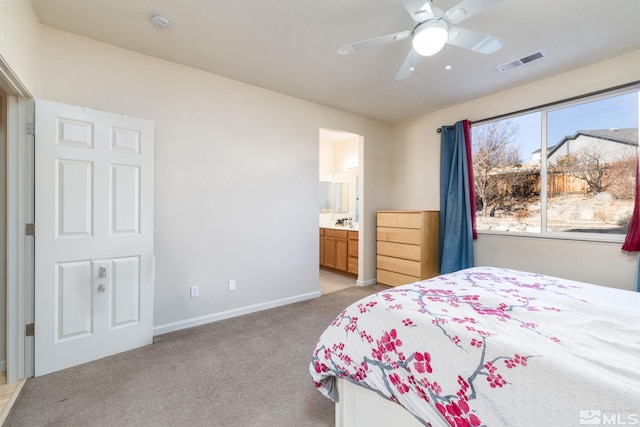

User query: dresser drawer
[377,269,419,287]
[377,255,422,277]
[377,241,421,261]
[376,210,440,287]
[377,227,422,245]
[377,212,422,229]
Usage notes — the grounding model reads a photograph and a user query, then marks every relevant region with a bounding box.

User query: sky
[486,91,639,163]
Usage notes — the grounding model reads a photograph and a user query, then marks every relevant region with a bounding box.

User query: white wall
[391,50,640,291]
[38,26,393,331]
[0,1,40,96]
[319,136,334,182]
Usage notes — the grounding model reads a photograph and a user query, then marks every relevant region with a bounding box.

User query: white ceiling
[31,0,640,124]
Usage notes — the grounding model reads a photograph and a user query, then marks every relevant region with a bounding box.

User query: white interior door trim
[0,55,33,99]
[6,96,35,383]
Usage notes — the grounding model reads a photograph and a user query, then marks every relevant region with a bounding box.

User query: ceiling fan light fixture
[412,20,448,56]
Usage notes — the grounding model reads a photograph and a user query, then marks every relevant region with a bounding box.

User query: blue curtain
[439,120,475,274]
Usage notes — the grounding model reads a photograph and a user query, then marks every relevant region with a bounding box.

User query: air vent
[497,50,547,72]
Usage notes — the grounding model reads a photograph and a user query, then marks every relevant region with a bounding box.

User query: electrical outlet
[190,285,199,298]
[228,280,236,291]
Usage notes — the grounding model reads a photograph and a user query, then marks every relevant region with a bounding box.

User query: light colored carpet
[4,284,385,427]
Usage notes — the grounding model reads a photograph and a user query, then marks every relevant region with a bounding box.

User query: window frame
[472,84,639,244]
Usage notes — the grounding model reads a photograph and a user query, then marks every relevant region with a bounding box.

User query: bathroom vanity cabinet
[320,227,358,276]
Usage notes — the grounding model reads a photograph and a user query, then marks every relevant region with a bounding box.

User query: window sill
[476,229,625,245]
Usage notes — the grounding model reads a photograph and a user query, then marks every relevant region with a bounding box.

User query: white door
[34,99,154,376]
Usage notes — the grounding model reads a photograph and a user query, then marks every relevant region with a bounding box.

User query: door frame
[3,56,35,382]
[6,96,35,383]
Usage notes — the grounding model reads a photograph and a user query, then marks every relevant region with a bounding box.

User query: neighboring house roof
[578,128,638,144]
[548,128,638,157]
[530,128,638,159]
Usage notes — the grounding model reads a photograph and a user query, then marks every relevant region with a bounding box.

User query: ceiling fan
[338,0,505,80]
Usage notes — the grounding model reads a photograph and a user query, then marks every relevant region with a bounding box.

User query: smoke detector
[151,14,172,29]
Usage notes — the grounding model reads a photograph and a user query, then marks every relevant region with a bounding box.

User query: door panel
[35,99,154,376]
[57,260,93,338]
[335,239,348,271]
[57,159,93,237]
[112,256,140,326]
[111,164,140,234]
[58,117,93,148]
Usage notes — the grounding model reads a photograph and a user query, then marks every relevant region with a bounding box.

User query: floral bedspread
[310,267,640,426]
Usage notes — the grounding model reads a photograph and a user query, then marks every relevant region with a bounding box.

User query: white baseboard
[153,290,322,336]
[0,360,5,372]
[357,278,378,286]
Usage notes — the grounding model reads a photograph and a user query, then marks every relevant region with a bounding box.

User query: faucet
[335,217,353,227]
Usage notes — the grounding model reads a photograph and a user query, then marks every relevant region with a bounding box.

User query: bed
[310,266,640,426]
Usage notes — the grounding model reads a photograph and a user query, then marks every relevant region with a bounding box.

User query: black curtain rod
[435,80,640,133]
[436,125,456,133]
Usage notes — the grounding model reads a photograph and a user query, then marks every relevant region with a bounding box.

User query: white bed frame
[335,378,447,427]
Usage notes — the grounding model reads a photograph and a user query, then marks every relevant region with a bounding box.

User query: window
[472,87,639,240]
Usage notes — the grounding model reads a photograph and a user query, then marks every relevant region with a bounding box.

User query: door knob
[98,284,106,293]
[99,266,107,278]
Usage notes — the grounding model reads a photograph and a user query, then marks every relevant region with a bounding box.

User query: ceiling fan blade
[395,48,421,80]
[337,30,411,54]
[444,0,501,24]
[447,26,504,54]
[401,0,435,23]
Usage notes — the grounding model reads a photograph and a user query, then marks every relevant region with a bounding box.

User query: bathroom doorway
[318,128,361,293]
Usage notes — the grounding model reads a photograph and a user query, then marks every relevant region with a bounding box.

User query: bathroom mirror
[319,181,332,213]
[334,182,349,213]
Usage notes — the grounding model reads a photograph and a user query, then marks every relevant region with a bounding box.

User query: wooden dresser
[376,210,439,287]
